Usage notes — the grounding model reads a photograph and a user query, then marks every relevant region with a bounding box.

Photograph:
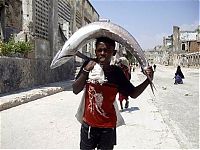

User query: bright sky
[89,0,199,50]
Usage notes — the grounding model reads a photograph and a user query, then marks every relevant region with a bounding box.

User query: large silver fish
[50,21,155,93]
[50,21,148,69]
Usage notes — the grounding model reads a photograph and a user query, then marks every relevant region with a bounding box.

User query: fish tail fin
[149,81,156,96]
[146,73,156,96]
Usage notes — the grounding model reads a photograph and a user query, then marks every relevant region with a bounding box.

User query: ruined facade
[180,30,199,53]
[149,25,200,67]
[0,0,99,94]
[1,0,99,57]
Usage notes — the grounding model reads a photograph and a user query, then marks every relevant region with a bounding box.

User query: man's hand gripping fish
[50,21,155,94]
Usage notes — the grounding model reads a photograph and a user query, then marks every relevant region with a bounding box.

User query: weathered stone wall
[4,0,22,41]
[0,57,74,94]
[189,41,199,52]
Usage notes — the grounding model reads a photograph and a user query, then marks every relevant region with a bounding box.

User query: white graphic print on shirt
[88,85,108,118]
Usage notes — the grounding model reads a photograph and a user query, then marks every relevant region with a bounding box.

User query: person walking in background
[153,64,157,72]
[72,37,154,149]
[117,57,131,110]
[173,65,184,85]
[175,65,185,79]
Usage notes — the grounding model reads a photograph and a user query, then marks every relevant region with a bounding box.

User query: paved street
[0,65,199,149]
[137,64,199,149]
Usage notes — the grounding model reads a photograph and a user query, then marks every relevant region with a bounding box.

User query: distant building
[162,25,199,67]
[163,26,199,52]
[163,35,173,49]
[180,30,199,53]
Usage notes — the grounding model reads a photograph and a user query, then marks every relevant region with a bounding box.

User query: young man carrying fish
[72,37,154,149]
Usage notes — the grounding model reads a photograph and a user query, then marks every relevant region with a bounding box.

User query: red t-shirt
[83,82,118,128]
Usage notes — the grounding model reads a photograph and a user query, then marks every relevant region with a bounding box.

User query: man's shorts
[80,122,116,149]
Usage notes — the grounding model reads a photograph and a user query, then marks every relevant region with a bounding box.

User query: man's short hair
[95,37,115,49]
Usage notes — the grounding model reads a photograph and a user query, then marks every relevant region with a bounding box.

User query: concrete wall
[0,56,74,94]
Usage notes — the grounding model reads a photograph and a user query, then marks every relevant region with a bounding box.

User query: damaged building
[146,25,199,67]
[0,0,99,94]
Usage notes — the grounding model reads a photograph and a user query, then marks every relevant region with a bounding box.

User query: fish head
[50,41,76,69]
[50,24,100,69]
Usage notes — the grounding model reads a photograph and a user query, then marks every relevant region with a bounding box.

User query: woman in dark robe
[175,66,185,79]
